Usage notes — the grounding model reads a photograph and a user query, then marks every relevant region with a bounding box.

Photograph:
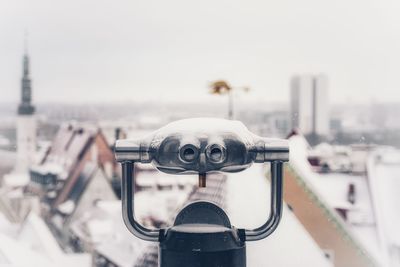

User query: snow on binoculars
[115,118,289,267]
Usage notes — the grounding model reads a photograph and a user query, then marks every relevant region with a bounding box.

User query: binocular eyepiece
[115,118,289,174]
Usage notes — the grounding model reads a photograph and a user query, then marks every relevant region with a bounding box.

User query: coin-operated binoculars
[115,118,289,267]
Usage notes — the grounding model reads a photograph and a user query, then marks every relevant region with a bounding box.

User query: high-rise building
[290,74,329,137]
[15,46,36,173]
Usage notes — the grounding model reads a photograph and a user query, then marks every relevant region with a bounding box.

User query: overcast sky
[1,0,400,104]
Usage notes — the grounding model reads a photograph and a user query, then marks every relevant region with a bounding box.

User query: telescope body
[115,118,289,267]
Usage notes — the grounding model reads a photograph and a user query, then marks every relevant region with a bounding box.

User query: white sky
[1,0,400,104]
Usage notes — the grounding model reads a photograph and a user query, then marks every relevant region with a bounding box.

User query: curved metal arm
[121,161,160,242]
[244,161,283,241]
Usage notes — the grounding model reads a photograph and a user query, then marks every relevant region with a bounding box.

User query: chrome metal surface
[244,161,284,241]
[116,118,289,243]
[115,118,289,174]
[121,162,160,242]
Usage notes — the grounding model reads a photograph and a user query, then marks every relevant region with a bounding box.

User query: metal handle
[244,161,284,241]
[121,161,160,242]
[121,160,284,242]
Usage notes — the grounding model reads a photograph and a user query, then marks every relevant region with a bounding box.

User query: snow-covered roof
[136,169,198,188]
[367,147,400,266]
[313,142,334,154]
[55,162,99,218]
[288,134,383,264]
[0,213,19,238]
[30,162,63,176]
[312,172,373,212]
[32,124,100,181]
[0,233,54,267]
[0,211,92,267]
[72,200,150,267]
[18,212,64,258]
[225,164,331,266]
[95,229,148,267]
[134,188,189,224]
[58,200,75,215]
[2,172,30,187]
[71,181,192,266]
[0,230,91,267]
[0,149,16,167]
[289,136,371,211]
[0,135,10,146]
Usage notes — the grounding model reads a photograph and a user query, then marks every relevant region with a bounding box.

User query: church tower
[15,40,36,173]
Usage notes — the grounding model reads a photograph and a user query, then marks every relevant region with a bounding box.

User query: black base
[159,201,246,267]
[160,247,246,267]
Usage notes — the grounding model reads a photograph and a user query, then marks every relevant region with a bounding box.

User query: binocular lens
[183,147,196,161]
[179,145,199,163]
[206,144,226,163]
[210,147,223,161]
[179,143,226,164]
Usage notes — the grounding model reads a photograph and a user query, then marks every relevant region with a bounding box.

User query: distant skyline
[1,0,400,104]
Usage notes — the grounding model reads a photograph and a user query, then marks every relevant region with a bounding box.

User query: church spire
[18,32,35,115]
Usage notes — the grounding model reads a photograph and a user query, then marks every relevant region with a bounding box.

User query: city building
[16,45,36,173]
[285,132,393,266]
[290,74,329,138]
[28,123,118,203]
[3,45,37,187]
[28,123,120,250]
